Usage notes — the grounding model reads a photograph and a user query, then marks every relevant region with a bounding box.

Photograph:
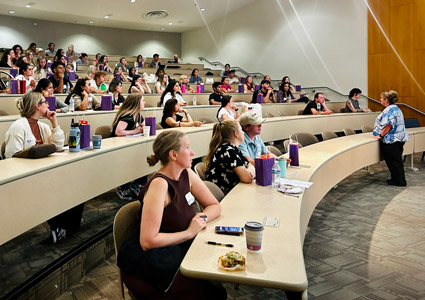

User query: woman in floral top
[204,120,254,194]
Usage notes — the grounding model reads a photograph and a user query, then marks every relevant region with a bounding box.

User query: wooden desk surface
[180,129,425,292]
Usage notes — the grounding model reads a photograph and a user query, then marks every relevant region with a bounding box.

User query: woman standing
[373,90,409,186]
[160,99,202,129]
[216,95,239,122]
[117,130,225,299]
[204,120,254,194]
[161,79,187,106]
[34,79,69,113]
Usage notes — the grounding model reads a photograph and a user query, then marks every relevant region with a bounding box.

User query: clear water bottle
[65,82,70,94]
[272,160,281,189]
[69,97,75,113]
[193,95,197,106]
[317,102,321,112]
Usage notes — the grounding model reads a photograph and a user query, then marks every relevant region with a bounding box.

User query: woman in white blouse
[216,95,239,122]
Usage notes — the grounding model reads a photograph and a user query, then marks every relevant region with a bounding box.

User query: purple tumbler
[256,93,264,103]
[289,143,299,166]
[238,84,244,93]
[11,80,18,94]
[10,68,18,77]
[255,84,260,91]
[69,72,76,81]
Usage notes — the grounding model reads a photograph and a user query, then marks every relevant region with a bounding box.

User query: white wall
[0,15,181,58]
[182,0,367,94]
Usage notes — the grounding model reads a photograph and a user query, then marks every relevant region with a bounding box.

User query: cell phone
[215,226,244,235]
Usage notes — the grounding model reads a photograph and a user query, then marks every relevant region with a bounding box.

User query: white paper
[279,178,313,188]
[125,133,142,138]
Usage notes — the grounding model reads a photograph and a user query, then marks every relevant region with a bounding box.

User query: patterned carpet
[56,154,425,300]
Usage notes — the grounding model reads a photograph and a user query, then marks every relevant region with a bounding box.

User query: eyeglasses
[39,100,48,105]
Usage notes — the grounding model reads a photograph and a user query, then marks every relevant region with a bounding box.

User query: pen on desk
[207,241,234,247]
[284,193,299,198]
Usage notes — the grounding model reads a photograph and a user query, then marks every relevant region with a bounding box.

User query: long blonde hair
[204,120,239,171]
[17,92,43,118]
[112,94,143,128]
[147,130,185,166]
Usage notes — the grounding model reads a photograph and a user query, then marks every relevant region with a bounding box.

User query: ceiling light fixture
[200,8,206,12]
[104,15,109,19]
[9,10,15,14]
[33,22,37,26]
[89,20,94,24]
[130,0,136,2]
[168,22,173,25]
[25,4,31,8]
[160,27,165,31]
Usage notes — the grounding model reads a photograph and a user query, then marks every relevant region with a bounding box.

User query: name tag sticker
[185,192,195,206]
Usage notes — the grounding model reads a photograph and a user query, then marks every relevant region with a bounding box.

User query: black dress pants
[380,141,406,185]
[48,203,85,231]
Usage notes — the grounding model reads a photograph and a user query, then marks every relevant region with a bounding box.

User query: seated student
[65,44,77,58]
[303,92,333,115]
[53,49,65,62]
[34,79,69,113]
[134,54,146,68]
[15,56,29,69]
[93,53,102,66]
[4,92,64,159]
[49,62,74,93]
[281,76,296,93]
[25,42,39,56]
[179,75,195,93]
[252,79,276,103]
[109,80,125,108]
[345,88,371,113]
[154,73,168,94]
[45,43,56,57]
[189,68,203,84]
[149,53,162,68]
[117,130,225,300]
[90,71,109,94]
[15,63,36,94]
[161,79,187,106]
[33,56,49,80]
[108,66,129,83]
[244,75,255,93]
[160,99,202,129]
[128,74,151,94]
[220,77,234,94]
[86,65,96,80]
[65,78,100,111]
[111,93,145,137]
[172,53,181,64]
[154,67,165,81]
[127,67,137,81]
[76,53,89,65]
[65,63,79,80]
[209,82,224,105]
[25,50,36,66]
[238,112,285,165]
[220,63,230,76]
[111,93,146,200]
[277,82,296,103]
[228,70,240,84]
[12,44,24,63]
[204,120,254,195]
[217,95,240,122]
[96,55,111,72]
[4,92,81,244]
[116,57,131,73]
[0,49,15,68]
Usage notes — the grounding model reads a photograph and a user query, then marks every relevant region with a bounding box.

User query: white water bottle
[193,95,197,106]
[272,160,281,189]
[69,97,75,113]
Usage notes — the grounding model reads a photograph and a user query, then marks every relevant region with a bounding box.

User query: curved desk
[180,128,424,295]
[0,115,404,246]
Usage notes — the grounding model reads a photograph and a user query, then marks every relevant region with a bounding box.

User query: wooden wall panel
[412,49,425,112]
[368,0,390,54]
[389,4,413,96]
[414,0,425,49]
[368,53,391,100]
[390,0,413,6]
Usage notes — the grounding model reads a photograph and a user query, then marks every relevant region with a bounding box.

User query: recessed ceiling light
[168,22,173,25]
[160,27,165,31]
[33,22,37,26]
[200,8,206,12]
[9,10,15,14]
[130,0,135,2]
[89,20,94,24]
[25,4,31,8]
[104,15,109,19]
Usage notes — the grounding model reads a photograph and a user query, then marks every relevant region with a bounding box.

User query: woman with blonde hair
[154,73,168,94]
[86,65,96,80]
[117,130,226,299]
[205,120,254,194]
[373,90,409,186]
[4,92,64,159]
[179,75,195,93]
[65,44,77,58]
[33,56,49,80]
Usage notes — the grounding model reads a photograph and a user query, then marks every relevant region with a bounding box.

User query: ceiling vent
[142,10,169,19]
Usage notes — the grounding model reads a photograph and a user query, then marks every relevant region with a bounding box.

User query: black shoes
[386,179,407,187]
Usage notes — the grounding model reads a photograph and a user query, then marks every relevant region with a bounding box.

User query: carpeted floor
[56,154,425,300]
